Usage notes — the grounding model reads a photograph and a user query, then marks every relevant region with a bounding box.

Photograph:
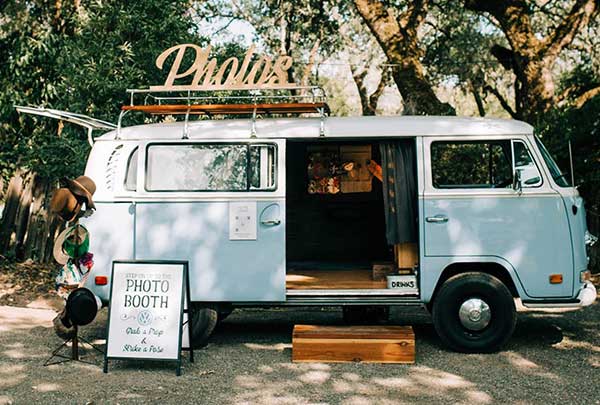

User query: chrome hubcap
[458,298,491,331]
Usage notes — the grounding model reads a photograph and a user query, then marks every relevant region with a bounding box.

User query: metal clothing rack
[116,86,330,139]
[44,325,105,366]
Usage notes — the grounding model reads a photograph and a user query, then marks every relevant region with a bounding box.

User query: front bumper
[522,281,597,309]
[578,281,597,307]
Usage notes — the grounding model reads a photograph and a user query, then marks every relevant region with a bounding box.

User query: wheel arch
[426,260,525,306]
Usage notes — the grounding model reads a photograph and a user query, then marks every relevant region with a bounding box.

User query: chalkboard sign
[103,260,193,375]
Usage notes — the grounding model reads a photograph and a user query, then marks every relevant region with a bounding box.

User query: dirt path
[0,300,598,405]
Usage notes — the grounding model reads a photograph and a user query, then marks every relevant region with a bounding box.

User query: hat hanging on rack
[65,175,96,210]
[66,287,102,326]
[50,188,82,222]
[53,225,90,265]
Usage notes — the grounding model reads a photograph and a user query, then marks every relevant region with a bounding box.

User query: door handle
[260,219,281,226]
[426,215,448,223]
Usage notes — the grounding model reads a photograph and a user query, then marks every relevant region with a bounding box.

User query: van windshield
[534,136,571,187]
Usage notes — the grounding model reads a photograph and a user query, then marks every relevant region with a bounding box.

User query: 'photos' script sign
[150,44,296,91]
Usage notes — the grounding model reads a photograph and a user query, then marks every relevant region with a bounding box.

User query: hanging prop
[45,176,103,366]
[307,145,374,195]
[50,175,96,222]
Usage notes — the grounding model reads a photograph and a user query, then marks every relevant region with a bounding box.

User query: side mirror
[513,169,522,194]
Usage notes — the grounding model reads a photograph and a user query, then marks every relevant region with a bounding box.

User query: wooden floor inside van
[286,269,387,290]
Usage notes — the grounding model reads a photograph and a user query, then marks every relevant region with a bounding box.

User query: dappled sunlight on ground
[229,361,495,404]
[552,336,600,353]
[501,351,560,380]
[0,306,55,332]
[0,302,597,403]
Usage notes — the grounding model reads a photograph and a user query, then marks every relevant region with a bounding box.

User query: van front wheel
[190,304,218,348]
[432,272,516,353]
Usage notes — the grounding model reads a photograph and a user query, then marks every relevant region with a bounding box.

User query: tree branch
[368,71,388,113]
[402,0,428,32]
[484,84,518,119]
[543,0,598,58]
[350,65,373,116]
[573,85,600,108]
[212,17,238,36]
[469,80,486,117]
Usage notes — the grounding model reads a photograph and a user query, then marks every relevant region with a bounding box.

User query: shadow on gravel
[0,302,598,404]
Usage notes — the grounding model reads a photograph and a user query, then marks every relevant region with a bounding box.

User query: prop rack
[117,85,330,139]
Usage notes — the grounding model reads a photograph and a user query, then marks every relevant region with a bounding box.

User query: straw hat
[53,225,90,265]
[50,188,82,222]
[65,176,96,210]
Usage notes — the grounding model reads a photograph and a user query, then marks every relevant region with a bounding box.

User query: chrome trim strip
[286,289,419,296]
[282,296,424,306]
[92,196,287,203]
[422,192,558,199]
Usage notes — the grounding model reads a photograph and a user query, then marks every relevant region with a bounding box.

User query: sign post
[103,260,193,376]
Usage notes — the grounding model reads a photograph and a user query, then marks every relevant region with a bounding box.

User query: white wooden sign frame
[103,260,193,376]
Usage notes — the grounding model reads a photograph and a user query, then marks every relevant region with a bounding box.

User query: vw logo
[137,310,153,326]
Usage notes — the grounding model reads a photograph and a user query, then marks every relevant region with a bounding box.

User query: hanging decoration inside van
[307,145,374,195]
[150,44,301,91]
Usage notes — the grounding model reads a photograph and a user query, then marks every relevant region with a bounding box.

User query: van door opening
[285,138,419,294]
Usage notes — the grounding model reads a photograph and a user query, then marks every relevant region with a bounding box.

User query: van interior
[285,139,419,292]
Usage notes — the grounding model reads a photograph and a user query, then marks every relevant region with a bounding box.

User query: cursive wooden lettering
[150,43,297,90]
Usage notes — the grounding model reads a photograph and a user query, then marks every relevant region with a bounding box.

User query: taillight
[95,276,108,285]
[549,274,563,284]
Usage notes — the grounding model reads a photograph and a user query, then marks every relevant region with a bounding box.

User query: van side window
[124,147,138,191]
[249,144,277,190]
[513,141,542,187]
[431,141,513,188]
[146,143,277,192]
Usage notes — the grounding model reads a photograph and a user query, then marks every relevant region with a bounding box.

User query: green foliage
[537,96,600,210]
[0,0,206,181]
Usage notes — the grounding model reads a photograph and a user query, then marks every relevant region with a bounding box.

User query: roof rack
[117,86,329,139]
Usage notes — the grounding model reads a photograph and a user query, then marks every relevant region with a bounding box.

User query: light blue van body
[80,116,595,309]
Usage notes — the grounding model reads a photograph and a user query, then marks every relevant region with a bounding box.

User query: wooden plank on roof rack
[122,102,330,115]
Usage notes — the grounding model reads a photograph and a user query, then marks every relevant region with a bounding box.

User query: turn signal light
[549,274,563,284]
[95,276,108,285]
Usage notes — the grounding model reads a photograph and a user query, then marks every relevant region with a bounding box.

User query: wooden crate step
[292,325,415,364]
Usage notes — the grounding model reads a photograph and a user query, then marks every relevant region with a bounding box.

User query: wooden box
[372,262,396,281]
[292,325,415,364]
[394,242,418,268]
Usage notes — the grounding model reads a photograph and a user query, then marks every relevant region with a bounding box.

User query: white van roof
[96,115,533,141]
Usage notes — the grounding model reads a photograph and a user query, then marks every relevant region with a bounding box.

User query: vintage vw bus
[18,91,597,353]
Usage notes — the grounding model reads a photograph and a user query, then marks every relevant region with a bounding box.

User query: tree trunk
[351,66,388,116]
[369,73,387,114]
[465,0,598,122]
[353,0,455,116]
[471,87,486,117]
[0,171,24,254]
[351,68,375,116]
[521,59,556,121]
[14,173,34,261]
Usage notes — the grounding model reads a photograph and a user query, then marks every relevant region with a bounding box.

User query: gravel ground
[0,297,598,405]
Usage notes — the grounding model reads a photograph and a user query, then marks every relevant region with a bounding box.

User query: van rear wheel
[432,272,516,353]
[190,304,218,348]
